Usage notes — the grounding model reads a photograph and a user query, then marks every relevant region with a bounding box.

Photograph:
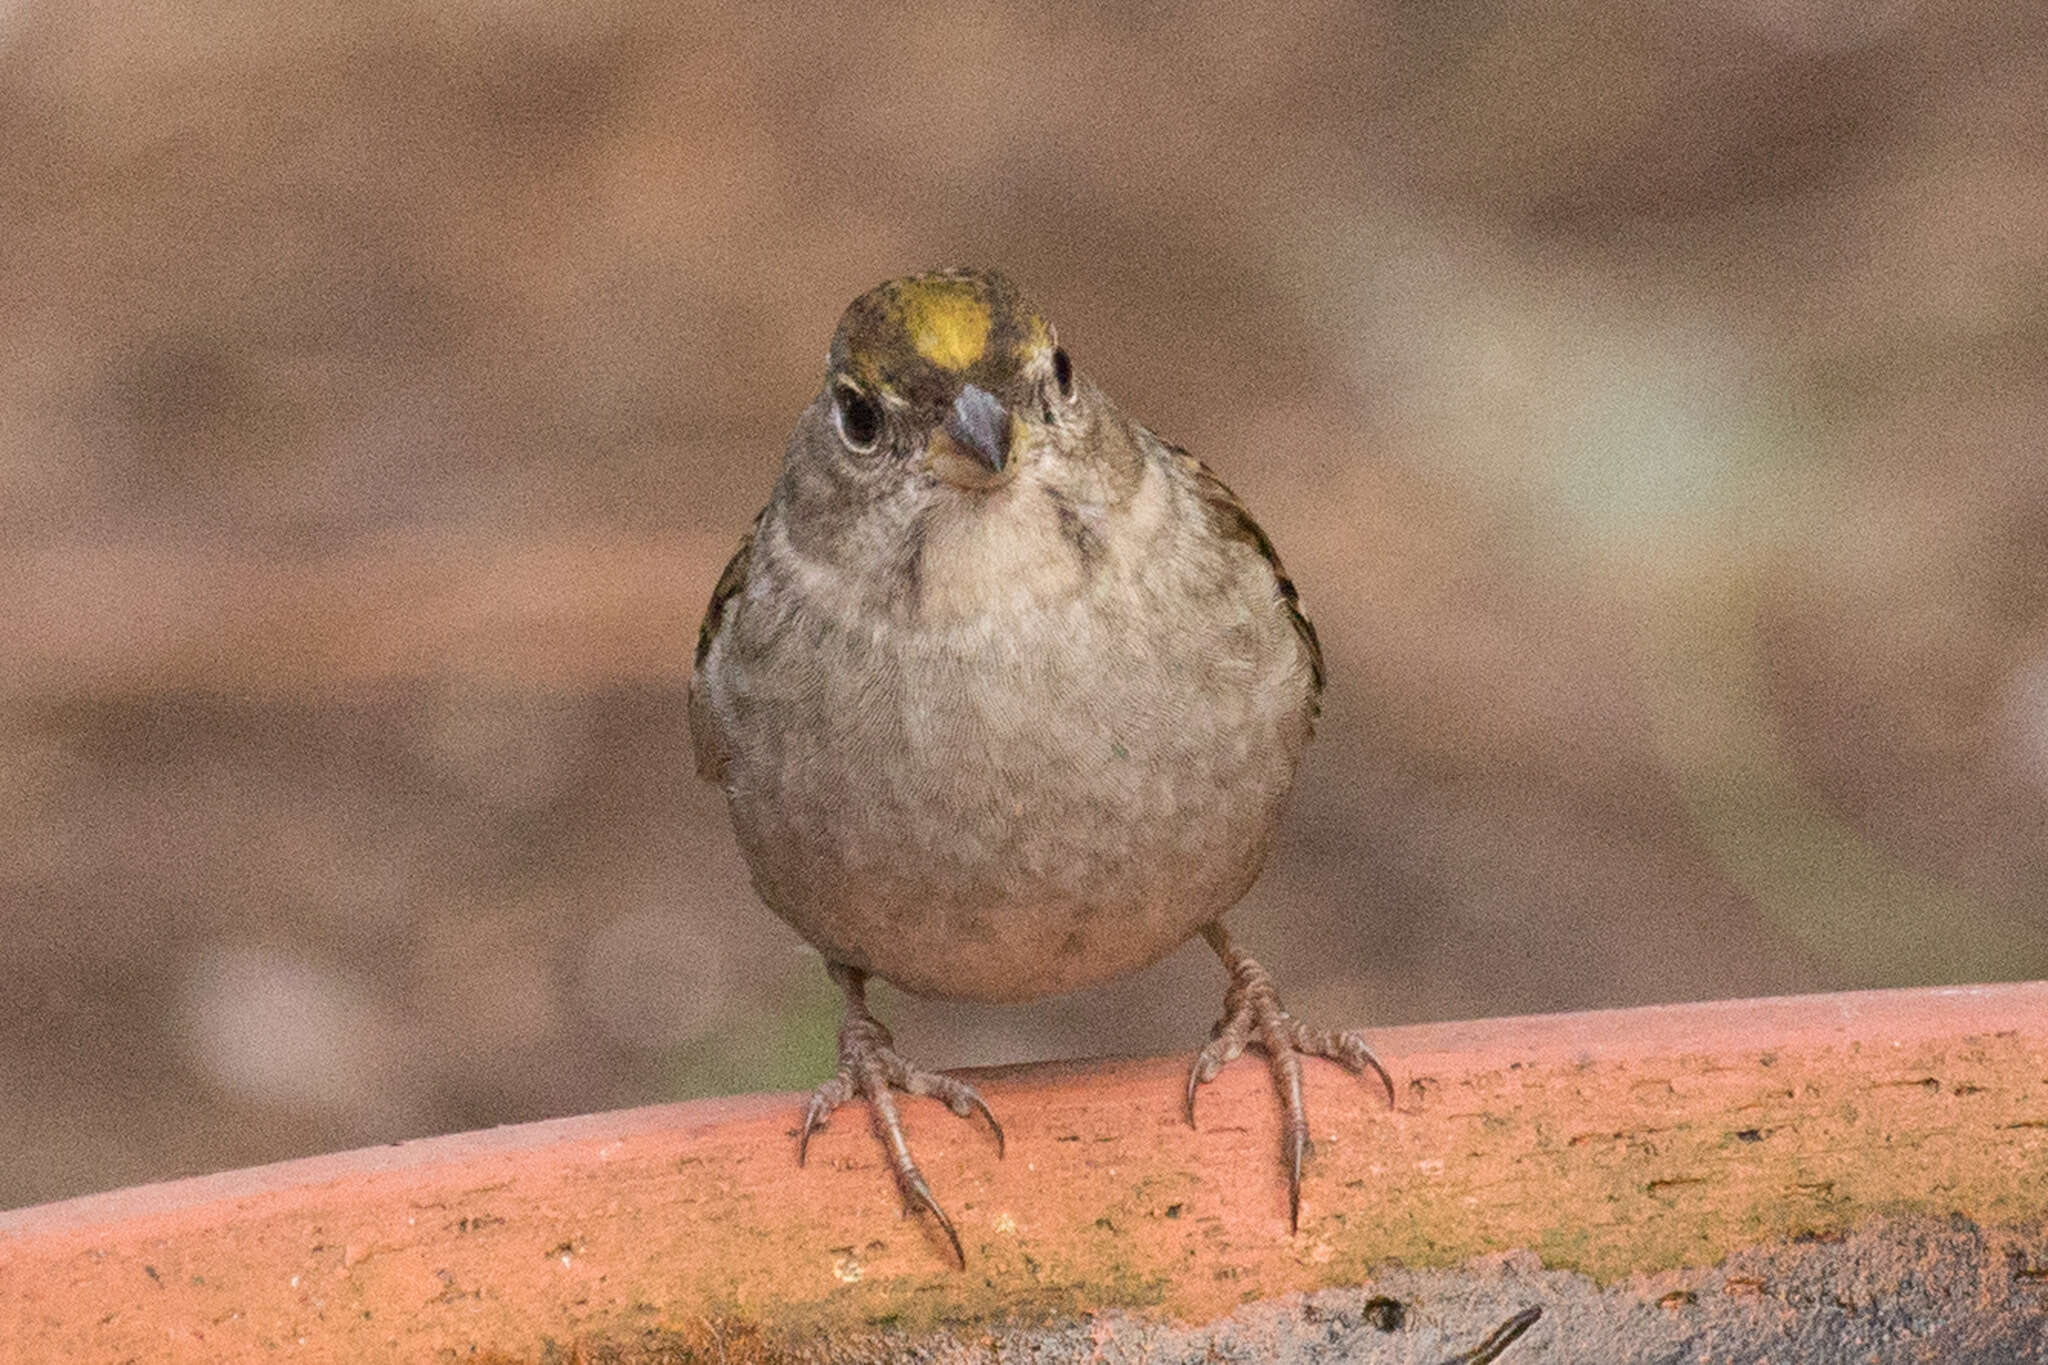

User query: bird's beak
[924,383,1014,489]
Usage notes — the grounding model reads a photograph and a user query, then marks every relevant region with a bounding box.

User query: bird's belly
[719,607,1307,1002]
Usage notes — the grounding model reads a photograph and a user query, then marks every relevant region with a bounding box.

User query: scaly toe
[1191,936,1395,1231]
[1288,1022,1397,1109]
[798,1024,1001,1267]
[797,1071,855,1166]
[894,1063,1006,1157]
[1184,1013,1252,1126]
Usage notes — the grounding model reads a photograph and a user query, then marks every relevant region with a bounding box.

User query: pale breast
[701,463,1317,1002]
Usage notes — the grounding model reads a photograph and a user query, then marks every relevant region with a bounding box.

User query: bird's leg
[798,961,1004,1266]
[1184,922,1394,1231]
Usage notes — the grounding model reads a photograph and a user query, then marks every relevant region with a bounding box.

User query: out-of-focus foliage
[2,0,2044,1208]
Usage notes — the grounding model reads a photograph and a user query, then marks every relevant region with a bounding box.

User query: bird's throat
[913,491,1091,623]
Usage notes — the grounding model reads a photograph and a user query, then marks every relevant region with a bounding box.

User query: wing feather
[1168,445,1326,711]
[687,511,762,783]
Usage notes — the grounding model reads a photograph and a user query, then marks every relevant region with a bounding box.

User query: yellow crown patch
[898,280,991,372]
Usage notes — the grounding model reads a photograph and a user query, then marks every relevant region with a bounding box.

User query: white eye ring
[833,383,881,453]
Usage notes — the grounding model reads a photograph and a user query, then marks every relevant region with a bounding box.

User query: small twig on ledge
[1438,1305,1543,1365]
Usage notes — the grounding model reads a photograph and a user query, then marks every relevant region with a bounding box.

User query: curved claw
[1286,1128,1306,1233]
[1191,935,1400,1232]
[1323,1035,1398,1110]
[804,965,990,1267]
[925,1074,1006,1156]
[968,1091,1007,1159]
[900,1166,965,1268]
[797,1098,830,1167]
[1361,1049,1396,1110]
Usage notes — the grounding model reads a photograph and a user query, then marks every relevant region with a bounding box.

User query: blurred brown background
[3,0,2045,1211]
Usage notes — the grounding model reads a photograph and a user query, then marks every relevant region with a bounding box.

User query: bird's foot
[1185,926,1394,1231]
[799,994,1003,1266]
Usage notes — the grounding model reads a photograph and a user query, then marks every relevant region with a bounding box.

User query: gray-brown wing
[1168,444,1325,714]
[688,511,762,783]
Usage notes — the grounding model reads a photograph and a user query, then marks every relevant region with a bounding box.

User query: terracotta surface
[3,984,2046,1361]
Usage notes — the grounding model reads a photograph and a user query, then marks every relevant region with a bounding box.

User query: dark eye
[1052,347,1074,399]
[834,384,881,451]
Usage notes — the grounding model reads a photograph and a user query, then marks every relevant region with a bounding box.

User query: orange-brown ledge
[3,984,2046,1362]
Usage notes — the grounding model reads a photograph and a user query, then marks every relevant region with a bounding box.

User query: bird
[688,268,1391,1264]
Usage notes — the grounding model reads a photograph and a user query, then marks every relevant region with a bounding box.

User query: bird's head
[773,268,1144,614]
[817,267,1078,492]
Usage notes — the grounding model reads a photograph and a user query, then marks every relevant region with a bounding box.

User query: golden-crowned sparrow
[690,268,1390,1263]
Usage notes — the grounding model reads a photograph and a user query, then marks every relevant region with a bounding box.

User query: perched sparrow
[689,269,1390,1263]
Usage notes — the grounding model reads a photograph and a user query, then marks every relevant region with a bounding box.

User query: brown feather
[1170,445,1325,708]
[688,511,762,783]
